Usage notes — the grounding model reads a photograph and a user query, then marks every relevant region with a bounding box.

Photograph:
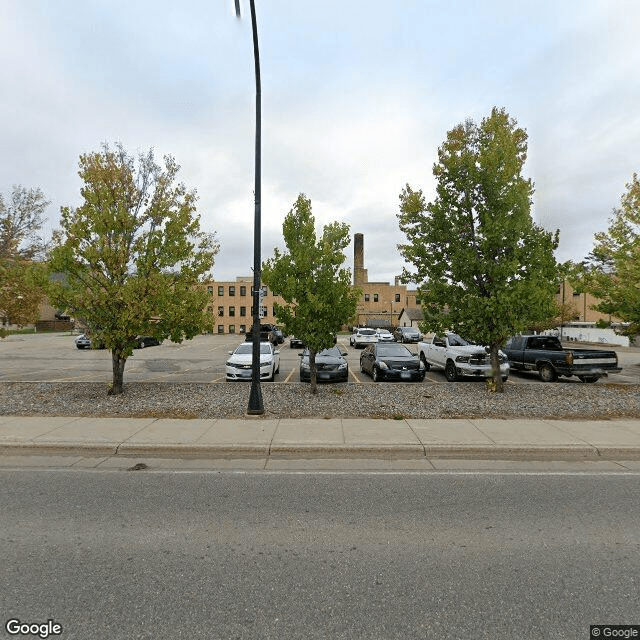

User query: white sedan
[226,342,280,381]
[375,329,395,342]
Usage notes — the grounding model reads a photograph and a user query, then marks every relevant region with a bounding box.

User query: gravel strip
[1,381,640,420]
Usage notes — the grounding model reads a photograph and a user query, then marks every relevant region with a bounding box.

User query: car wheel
[538,363,557,383]
[444,360,458,382]
[372,366,380,382]
[578,375,599,383]
[360,360,365,373]
[139,340,146,348]
[419,353,430,371]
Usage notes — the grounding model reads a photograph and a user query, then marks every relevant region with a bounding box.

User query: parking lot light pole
[235,0,264,414]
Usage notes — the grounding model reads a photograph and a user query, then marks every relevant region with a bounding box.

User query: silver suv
[351,328,378,348]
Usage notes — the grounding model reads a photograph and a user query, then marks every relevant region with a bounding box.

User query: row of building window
[363,293,421,305]
[208,306,270,317]
[207,285,269,297]
[217,325,247,334]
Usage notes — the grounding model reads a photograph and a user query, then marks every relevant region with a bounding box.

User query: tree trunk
[109,350,127,395]
[490,343,504,393]
[309,349,318,395]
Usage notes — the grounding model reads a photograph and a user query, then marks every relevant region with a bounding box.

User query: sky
[1,0,639,284]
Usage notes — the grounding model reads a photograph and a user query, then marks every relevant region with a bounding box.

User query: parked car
[360,343,426,382]
[503,334,621,383]
[226,341,280,381]
[262,323,284,344]
[418,333,509,382]
[135,336,162,348]
[299,346,349,383]
[394,327,422,343]
[375,329,394,342]
[74,334,105,349]
[351,327,378,348]
[244,324,277,344]
[289,335,305,349]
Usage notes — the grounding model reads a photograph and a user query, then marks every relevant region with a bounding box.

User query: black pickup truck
[503,335,622,383]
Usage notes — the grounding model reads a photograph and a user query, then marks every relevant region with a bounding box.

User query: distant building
[203,277,286,336]
[555,280,620,325]
[397,307,423,329]
[352,233,421,328]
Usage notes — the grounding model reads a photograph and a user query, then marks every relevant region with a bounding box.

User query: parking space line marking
[210,376,224,383]
[284,368,296,383]
[349,369,361,383]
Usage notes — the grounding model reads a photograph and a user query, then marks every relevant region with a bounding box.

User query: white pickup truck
[418,333,510,382]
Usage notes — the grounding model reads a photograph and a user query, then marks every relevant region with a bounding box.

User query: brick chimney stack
[353,233,368,286]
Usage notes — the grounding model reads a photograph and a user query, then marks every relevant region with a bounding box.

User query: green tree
[47,143,219,395]
[0,185,50,336]
[398,107,559,392]
[572,174,640,333]
[262,194,359,394]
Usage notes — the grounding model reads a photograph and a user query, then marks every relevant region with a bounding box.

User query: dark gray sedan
[299,346,349,382]
[360,343,425,382]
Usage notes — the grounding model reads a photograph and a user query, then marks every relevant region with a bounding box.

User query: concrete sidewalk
[2,415,640,466]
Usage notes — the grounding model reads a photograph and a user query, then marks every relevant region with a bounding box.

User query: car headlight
[226,361,236,368]
[378,361,389,370]
[337,363,347,370]
[300,363,310,371]
[455,355,470,363]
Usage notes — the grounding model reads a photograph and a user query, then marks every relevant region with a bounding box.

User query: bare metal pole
[235,0,264,414]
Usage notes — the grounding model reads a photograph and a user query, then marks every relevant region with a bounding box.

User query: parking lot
[1,332,639,386]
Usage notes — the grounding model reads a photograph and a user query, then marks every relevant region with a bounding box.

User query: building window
[415,298,421,305]
[229,306,235,317]
[240,286,247,296]
[217,325,224,334]
[395,293,401,303]
[229,286,235,296]
[373,294,379,302]
[260,306,268,318]
[240,324,246,334]
[364,294,370,302]
[229,325,235,334]
[207,286,213,294]
[218,286,224,296]
[240,306,247,317]
[218,306,224,317]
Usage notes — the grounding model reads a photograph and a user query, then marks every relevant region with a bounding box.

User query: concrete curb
[3,440,640,461]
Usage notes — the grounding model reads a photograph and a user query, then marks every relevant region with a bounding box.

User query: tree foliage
[398,107,559,392]
[0,185,50,261]
[47,144,219,394]
[0,185,50,336]
[262,194,359,393]
[572,173,640,332]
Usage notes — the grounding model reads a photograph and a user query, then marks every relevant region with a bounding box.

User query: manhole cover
[144,359,180,372]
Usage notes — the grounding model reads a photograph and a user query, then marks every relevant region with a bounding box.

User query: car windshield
[359,329,376,335]
[377,344,413,357]
[235,344,272,355]
[376,330,392,335]
[403,328,419,334]
[303,347,342,358]
[448,333,472,346]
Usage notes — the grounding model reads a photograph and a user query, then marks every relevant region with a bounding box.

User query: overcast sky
[1,0,638,283]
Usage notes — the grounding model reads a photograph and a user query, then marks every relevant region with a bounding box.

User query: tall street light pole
[235,0,264,414]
